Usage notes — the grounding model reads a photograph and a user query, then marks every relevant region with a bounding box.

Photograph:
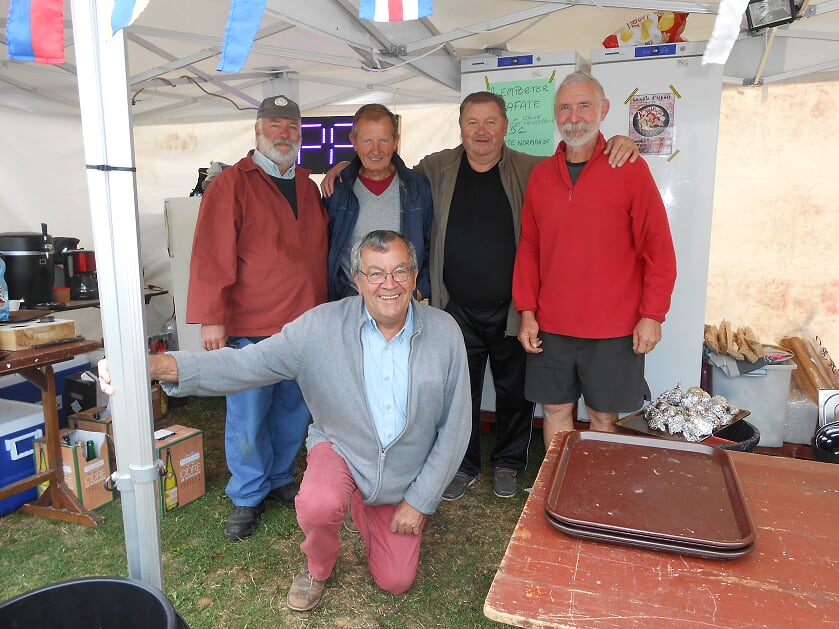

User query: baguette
[719,319,731,355]
[735,327,760,363]
[704,324,721,354]
[743,326,764,360]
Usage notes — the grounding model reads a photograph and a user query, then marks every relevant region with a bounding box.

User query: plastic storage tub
[709,361,796,448]
[0,398,45,516]
[0,356,89,426]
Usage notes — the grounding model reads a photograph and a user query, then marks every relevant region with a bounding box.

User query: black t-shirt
[567,160,586,185]
[272,176,298,218]
[443,154,516,308]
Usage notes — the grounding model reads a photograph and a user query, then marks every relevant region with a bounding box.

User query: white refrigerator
[592,41,723,399]
[163,196,203,353]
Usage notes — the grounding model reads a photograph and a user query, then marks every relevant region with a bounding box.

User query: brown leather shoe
[287,566,326,611]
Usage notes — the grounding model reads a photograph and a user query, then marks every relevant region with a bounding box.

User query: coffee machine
[64,249,99,300]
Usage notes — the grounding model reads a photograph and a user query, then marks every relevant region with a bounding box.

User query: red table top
[484,432,839,628]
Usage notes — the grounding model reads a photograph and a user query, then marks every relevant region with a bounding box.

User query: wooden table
[0,339,104,527]
[485,433,839,628]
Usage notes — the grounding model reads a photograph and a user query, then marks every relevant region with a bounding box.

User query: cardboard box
[0,318,76,351]
[65,372,109,415]
[0,399,44,516]
[154,424,204,517]
[34,428,115,509]
[0,356,89,426]
[68,407,113,439]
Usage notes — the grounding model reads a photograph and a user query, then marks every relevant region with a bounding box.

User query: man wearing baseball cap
[186,95,328,540]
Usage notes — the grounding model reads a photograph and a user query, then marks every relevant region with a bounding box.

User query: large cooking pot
[0,225,55,306]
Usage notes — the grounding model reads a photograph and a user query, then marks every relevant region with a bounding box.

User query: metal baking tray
[545,514,755,560]
[616,408,750,442]
[545,431,755,549]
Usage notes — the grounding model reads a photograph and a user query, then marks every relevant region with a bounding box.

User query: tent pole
[70,0,164,589]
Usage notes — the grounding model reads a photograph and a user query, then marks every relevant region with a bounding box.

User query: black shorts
[524,333,649,413]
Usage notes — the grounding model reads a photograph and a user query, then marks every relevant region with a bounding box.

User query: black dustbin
[0,577,189,628]
[715,419,761,452]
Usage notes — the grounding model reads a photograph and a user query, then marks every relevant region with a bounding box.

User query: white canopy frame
[70,0,164,589]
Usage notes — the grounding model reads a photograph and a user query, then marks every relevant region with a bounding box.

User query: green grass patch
[0,397,547,628]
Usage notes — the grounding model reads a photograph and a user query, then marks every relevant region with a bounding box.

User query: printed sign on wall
[629,92,675,155]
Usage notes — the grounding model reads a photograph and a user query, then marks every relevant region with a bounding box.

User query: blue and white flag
[111,0,149,35]
[217,0,267,73]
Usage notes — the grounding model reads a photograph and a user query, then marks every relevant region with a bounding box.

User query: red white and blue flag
[359,0,433,22]
[7,0,149,64]
[6,0,65,64]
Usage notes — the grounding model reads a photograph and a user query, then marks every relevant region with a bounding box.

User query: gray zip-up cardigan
[413,144,542,336]
[161,296,471,515]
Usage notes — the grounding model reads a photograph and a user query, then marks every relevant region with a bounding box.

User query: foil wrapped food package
[644,384,739,442]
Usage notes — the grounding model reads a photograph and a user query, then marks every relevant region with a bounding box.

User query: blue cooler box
[0,356,88,427]
[1,399,45,516]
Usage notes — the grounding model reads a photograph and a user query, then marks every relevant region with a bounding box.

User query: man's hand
[604,136,640,168]
[97,354,180,396]
[633,317,662,354]
[201,324,226,351]
[390,500,426,536]
[97,358,116,396]
[319,161,351,197]
[517,311,543,354]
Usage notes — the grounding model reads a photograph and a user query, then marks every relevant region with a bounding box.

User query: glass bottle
[0,257,9,322]
[163,448,179,513]
[86,440,96,462]
[37,449,49,496]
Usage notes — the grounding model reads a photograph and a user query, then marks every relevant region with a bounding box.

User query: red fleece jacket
[513,135,676,339]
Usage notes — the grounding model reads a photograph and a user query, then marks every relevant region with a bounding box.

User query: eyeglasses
[359,268,413,284]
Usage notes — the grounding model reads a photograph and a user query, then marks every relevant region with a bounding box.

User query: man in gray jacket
[98,230,471,612]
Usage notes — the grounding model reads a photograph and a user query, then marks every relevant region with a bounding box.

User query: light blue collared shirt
[361,302,414,448]
[252,148,296,180]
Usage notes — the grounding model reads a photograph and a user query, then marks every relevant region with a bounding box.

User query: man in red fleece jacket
[512,71,677,448]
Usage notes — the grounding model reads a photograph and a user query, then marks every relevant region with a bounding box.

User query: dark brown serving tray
[545,514,755,560]
[616,408,750,442]
[545,431,755,549]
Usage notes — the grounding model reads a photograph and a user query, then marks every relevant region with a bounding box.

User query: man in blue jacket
[326,104,432,302]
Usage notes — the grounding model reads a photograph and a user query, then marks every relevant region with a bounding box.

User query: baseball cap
[257,95,301,121]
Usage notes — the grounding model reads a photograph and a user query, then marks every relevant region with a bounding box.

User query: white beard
[560,122,599,148]
[257,135,300,170]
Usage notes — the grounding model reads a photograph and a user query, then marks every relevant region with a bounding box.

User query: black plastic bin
[0,577,189,628]
[715,419,761,452]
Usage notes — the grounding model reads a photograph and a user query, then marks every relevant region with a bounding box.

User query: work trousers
[296,442,425,595]
[224,337,310,507]
[444,301,533,476]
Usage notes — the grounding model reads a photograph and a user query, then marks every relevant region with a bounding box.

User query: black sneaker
[267,481,299,509]
[224,503,266,541]
[442,471,477,501]
[492,468,518,498]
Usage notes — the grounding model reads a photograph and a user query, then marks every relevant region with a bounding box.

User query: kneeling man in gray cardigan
[99,230,471,612]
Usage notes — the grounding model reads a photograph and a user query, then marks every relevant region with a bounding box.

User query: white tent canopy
[2,0,839,125]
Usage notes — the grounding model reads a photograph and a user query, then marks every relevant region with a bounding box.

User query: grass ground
[0,397,548,628]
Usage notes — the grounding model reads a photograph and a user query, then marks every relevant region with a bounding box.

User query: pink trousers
[295,442,425,595]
